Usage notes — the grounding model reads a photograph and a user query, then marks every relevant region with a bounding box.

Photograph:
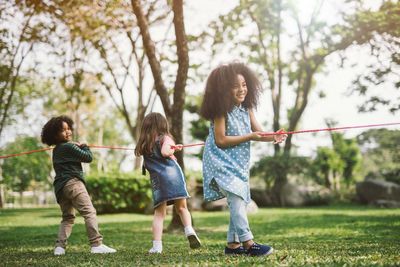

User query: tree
[357,128,400,184]
[131,0,189,230]
[0,0,54,137]
[329,133,362,188]
[203,0,400,204]
[312,147,344,191]
[1,136,52,206]
[51,0,166,169]
[349,1,400,114]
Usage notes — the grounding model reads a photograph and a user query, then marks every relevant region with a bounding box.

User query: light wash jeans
[220,188,254,243]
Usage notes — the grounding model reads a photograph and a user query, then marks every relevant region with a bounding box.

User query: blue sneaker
[246,243,274,256]
[224,246,247,256]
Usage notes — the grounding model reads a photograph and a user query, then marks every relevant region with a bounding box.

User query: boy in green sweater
[41,115,116,255]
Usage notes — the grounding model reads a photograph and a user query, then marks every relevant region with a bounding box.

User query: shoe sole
[265,247,274,256]
[248,247,274,257]
[188,235,201,249]
[91,250,116,254]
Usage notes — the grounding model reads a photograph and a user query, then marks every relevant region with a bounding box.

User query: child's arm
[214,116,260,148]
[161,135,178,157]
[66,142,93,163]
[249,109,287,144]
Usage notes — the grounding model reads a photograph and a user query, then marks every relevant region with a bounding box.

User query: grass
[0,205,399,266]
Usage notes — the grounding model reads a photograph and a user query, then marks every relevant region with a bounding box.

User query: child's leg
[149,202,166,253]
[225,191,254,249]
[226,215,240,248]
[152,202,167,241]
[174,199,201,248]
[66,178,103,247]
[56,197,75,248]
[174,199,192,227]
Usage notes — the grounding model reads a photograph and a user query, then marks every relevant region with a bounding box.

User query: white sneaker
[90,244,117,254]
[148,247,162,254]
[54,246,65,256]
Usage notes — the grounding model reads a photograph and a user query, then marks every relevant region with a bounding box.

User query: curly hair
[135,112,172,156]
[200,62,262,120]
[41,115,74,146]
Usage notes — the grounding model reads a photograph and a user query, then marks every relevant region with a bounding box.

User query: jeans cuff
[238,231,254,243]
[227,233,240,243]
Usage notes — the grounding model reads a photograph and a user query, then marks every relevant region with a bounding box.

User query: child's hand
[273,129,287,144]
[172,144,183,151]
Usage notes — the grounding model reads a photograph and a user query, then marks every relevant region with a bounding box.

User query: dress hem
[153,195,190,209]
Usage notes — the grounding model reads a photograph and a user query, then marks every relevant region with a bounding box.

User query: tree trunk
[0,185,4,208]
[20,191,23,208]
[132,0,189,231]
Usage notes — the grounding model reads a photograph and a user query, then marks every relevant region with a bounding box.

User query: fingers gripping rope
[1,122,399,158]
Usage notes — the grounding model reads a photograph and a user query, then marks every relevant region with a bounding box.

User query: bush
[86,172,152,214]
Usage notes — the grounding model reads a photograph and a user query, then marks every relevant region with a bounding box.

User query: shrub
[86,172,152,214]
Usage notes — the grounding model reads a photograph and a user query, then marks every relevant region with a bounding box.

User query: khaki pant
[55,178,103,248]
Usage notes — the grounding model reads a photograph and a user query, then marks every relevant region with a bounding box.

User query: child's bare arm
[214,116,257,148]
[249,109,287,144]
[161,135,177,157]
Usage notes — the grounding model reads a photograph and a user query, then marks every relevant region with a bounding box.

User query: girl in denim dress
[135,112,201,253]
[200,62,287,256]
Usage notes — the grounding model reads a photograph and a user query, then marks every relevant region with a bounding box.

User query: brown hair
[135,112,172,156]
[200,62,262,120]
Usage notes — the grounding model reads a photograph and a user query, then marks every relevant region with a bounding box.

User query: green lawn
[0,205,399,266]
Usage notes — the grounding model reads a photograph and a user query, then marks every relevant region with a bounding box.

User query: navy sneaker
[246,243,274,256]
[224,246,247,256]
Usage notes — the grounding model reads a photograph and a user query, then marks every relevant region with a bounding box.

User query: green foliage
[1,136,52,193]
[85,172,152,214]
[251,154,311,189]
[348,1,400,114]
[331,133,363,185]
[311,147,344,188]
[311,133,362,189]
[0,205,399,266]
[357,129,400,184]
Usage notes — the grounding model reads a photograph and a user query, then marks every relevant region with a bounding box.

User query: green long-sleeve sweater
[52,142,93,202]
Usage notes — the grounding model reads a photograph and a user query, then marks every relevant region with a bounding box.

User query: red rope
[1,122,399,158]
[88,145,135,151]
[0,145,134,159]
[0,147,53,159]
[259,122,400,136]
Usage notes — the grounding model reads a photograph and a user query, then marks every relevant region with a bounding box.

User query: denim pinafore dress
[143,136,189,208]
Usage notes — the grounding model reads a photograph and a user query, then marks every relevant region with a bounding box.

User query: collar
[233,104,246,112]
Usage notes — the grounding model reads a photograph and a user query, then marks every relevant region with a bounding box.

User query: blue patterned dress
[202,105,251,203]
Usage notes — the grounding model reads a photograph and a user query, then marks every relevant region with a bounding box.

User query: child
[135,112,201,254]
[41,115,116,255]
[200,62,287,256]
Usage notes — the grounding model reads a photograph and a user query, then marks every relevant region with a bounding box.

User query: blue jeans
[220,188,254,243]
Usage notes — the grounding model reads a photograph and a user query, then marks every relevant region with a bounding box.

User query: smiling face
[57,121,72,143]
[231,74,247,106]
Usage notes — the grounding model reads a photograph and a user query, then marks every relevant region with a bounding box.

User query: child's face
[57,121,72,143]
[231,74,247,105]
